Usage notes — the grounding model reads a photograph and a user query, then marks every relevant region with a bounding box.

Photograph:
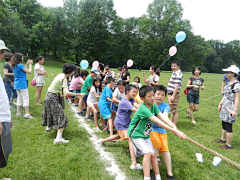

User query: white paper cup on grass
[195,153,203,163]
[212,156,222,166]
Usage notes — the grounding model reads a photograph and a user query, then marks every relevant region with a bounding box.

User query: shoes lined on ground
[130,163,143,170]
[53,138,69,145]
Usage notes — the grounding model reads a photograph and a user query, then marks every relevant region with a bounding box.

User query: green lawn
[0,58,240,180]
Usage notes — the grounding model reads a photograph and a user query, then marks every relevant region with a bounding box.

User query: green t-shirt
[81,75,93,95]
[48,73,67,94]
[128,103,160,139]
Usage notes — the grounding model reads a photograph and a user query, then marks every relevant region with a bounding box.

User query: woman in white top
[34,56,48,105]
[142,65,160,87]
[103,65,117,90]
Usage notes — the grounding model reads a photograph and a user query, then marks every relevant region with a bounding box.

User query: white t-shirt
[34,63,45,84]
[0,75,11,122]
[113,87,125,106]
[148,74,159,83]
[87,86,100,104]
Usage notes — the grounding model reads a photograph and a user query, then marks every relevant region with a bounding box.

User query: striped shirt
[167,69,183,93]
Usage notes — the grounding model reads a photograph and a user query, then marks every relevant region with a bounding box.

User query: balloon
[169,46,177,57]
[92,61,99,68]
[127,59,133,67]
[175,31,186,43]
[80,60,89,70]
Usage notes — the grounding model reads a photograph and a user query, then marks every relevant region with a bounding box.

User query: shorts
[130,138,155,158]
[187,92,199,104]
[83,95,88,105]
[102,114,112,120]
[16,89,29,107]
[87,100,98,107]
[222,121,233,132]
[168,93,180,114]
[111,103,118,112]
[0,122,12,168]
[117,129,129,140]
[150,131,169,153]
[36,83,44,87]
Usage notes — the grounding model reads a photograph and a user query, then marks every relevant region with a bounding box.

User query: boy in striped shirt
[167,60,183,125]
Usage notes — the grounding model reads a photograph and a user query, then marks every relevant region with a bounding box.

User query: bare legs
[221,129,233,145]
[187,103,199,123]
[36,86,43,105]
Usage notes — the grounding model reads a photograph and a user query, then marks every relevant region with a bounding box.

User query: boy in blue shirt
[150,85,176,180]
[98,77,115,136]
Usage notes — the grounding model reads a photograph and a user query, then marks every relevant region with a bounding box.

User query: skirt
[41,92,68,129]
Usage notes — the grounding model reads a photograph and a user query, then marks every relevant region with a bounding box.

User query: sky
[37,0,240,43]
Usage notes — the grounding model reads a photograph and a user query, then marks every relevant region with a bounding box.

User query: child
[186,66,204,124]
[134,76,142,89]
[98,77,115,136]
[128,86,186,180]
[117,67,122,81]
[69,68,83,105]
[112,80,126,112]
[98,84,143,170]
[131,82,142,105]
[150,85,176,180]
[167,60,183,125]
[78,68,100,116]
[215,66,240,149]
[85,77,102,132]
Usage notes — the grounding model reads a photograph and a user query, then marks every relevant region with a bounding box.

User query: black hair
[4,52,13,62]
[36,56,44,63]
[99,63,105,71]
[107,77,115,84]
[12,53,23,68]
[171,60,180,66]
[123,65,128,71]
[150,65,160,76]
[74,67,81,78]
[106,65,111,69]
[125,84,137,94]
[81,70,89,78]
[153,85,167,96]
[192,66,202,75]
[92,77,102,93]
[63,62,76,74]
[117,80,126,87]
[134,76,140,83]
[118,67,122,70]
[139,85,153,98]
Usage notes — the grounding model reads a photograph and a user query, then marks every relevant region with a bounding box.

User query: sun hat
[91,67,100,75]
[222,66,240,75]
[0,39,10,51]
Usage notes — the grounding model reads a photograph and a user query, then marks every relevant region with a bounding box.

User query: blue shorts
[102,114,112,120]
[83,95,88,105]
[111,103,118,112]
[187,92,199,104]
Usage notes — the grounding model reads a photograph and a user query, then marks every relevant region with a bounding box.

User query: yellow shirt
[134,93,143,104]
[48,73,68,94]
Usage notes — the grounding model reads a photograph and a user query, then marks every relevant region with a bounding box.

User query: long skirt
[41,92,68,129]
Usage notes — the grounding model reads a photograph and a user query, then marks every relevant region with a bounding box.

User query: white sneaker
[16,112,24,116]
[46,126,53,132]
[187,113,190,118]
[130,163,143,170]
[53,138,69,145]
[24,114,34,119]
[97,138,103,144]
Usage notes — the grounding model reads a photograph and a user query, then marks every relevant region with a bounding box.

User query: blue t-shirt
[114,98,135,130]
[152,102,170,134]
[98,86,113,116]
[222,74,230,86]
[13,64,27,89]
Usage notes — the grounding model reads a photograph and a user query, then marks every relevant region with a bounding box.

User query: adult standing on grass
[34,56,48,105]
[121,65,130,84]
[0,40,13,176]
[42,63,84,145]
[142,65,160,87]
[3,52,17,104]
[215,66,240,149]
[103,65,117,90]
[220,64,237,95]
[12,53,34,119]
[98,63,106,81]
[186,66,204,124]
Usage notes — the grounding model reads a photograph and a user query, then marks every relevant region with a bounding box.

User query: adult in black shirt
[121,65,130,84]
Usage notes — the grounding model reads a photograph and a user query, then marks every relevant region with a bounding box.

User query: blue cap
[91,67,100,75]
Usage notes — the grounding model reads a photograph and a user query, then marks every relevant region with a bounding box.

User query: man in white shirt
[0,39,13,169]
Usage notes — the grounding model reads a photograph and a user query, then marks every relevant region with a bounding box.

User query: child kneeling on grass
[215,66,240,149]
[150,85,176,180]
[98,84,142,170]
[128,86,186,180]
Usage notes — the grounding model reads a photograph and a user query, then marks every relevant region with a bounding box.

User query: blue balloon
[80,60,89,70]
[175,31,186,43]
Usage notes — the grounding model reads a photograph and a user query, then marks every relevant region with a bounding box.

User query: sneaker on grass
[97,138,103,145]
[53,138,69,145]
[16,112,24,116]
[130,163,143,170]
[213,139,226,143]
[46,126,53,132]
[77,112,84,117]
[24,114,34,119]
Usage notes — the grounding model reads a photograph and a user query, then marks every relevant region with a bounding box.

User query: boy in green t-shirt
[78,67,100,116]
[128,86,186,180]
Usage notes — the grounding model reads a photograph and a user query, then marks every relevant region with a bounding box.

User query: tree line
[0,0,239,73]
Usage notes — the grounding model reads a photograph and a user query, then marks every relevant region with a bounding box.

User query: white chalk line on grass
[70,106,126,180]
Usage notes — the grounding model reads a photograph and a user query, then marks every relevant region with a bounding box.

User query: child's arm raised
[149,116,185,139]
[231,92,239,117]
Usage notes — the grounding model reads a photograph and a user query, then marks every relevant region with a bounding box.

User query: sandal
[93,127,102,132]
[103,126,108,131]
[157,156,162,165]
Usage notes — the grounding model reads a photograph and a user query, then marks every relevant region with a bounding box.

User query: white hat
[0,39,10,51]
[131,82,140,88]
[222,66,239,75]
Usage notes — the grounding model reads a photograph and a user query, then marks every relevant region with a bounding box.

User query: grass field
[0,57,240,180]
